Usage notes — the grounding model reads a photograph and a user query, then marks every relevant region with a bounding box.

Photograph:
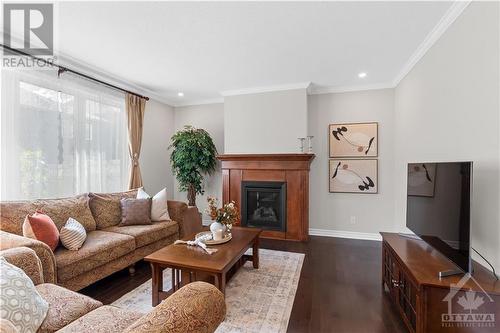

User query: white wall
[308,89,396,234]
[224,89,308,153]
[140,99,175,197]
[139,1,499,274]
[394,2,500,272]
[173,103,225,219]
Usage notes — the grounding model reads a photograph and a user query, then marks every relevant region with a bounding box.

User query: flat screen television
[406,161,473,275]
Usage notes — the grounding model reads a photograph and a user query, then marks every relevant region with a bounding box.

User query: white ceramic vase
[209,221,226,234]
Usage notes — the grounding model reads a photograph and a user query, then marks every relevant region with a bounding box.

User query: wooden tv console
[381,233,500,333]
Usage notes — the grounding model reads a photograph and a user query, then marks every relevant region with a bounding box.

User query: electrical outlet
[350,216,356,225]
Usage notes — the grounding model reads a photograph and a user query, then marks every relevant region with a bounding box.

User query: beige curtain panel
[126,93,147,189]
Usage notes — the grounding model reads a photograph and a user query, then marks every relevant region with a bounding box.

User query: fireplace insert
[241,181,286,231]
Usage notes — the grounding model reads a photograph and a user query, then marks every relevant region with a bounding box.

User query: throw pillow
[137,188,170,221]
[88,189,138,229]
[119,198,152,226]
[0,257,48,333]
[22,212,59,251]
[60,218,87,251]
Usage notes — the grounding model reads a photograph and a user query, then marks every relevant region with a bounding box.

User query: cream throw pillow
[0,257,48,333]
[137,188,170,221]
[60,218,87,251]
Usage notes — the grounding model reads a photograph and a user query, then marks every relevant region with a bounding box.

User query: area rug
[112,249,304,333]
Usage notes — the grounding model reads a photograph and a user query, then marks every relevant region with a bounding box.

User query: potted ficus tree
[169,125,218,206]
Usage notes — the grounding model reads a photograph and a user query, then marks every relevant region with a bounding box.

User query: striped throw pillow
[60,218,87,251]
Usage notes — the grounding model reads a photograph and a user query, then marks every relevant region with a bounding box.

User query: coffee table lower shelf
[146,227,261,307]
[150,253,257,306]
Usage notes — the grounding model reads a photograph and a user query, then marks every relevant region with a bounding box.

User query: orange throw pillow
[23,211,60,251]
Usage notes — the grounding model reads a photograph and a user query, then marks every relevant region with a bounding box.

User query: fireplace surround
[218,153,315,241]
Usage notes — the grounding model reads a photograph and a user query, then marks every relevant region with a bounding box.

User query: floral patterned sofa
[0,190,202,291]
[0,247,225,333]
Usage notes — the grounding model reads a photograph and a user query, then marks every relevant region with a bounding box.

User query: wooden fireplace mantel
[218,153,315,241]
[218,153,315,161]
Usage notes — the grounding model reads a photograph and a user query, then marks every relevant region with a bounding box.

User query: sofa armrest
[0,247,44,285]
[124,281,226,333]
[167,201,202,238]
[0,230,57,284]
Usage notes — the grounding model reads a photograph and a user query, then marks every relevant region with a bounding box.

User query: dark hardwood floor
[81,236,407,333]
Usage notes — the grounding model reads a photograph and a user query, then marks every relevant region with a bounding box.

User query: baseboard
[309,228,382,241]
[201,223,382,241]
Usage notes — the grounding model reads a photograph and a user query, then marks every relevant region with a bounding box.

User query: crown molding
[309,82,395,95]
[221,81,312,97]
[4,1,469,107]
[392,1,471,86]
[174,97,224,108]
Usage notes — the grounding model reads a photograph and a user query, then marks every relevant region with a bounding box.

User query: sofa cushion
[103,221,178,248]
[0,201,38,235]
[34,195,97,232]
[54,231,135,282]
[55,306,143,333]
[88,190,138,229]
[35,283,102,333]
[0,195,96,235]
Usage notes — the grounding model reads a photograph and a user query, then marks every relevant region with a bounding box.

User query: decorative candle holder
[298,137,306,153]
[307,135,314,153]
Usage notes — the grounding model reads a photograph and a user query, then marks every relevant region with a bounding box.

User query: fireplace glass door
[241,181,286,231]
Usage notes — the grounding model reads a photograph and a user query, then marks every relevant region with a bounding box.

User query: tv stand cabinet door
[382,241,420,333]
[397,267,418,332]
[382,242,399,301]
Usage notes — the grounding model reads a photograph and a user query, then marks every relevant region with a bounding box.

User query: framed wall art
[329,159,378,194]
[329,122,378,157]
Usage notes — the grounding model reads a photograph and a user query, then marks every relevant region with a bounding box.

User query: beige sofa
[0,246,225,333]
[0,190,202,291]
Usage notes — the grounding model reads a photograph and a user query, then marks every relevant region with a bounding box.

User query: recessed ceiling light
[358,72,367,78]
[177,92,184,97]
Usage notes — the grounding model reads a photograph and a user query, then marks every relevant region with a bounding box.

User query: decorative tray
[195,231,232,245]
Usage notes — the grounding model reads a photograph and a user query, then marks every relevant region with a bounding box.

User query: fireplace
[241,181,286,232]
[218,153,315,241]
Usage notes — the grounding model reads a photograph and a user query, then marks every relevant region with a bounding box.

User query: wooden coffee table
[145,226,262,306]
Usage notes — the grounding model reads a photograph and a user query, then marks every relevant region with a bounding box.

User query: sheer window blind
[1,69,129,200]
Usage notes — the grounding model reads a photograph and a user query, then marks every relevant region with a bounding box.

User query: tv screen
[406,162,472,273]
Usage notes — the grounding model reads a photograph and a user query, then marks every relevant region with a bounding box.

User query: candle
[213,229,224,241]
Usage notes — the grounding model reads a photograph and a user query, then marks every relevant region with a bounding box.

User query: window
[1,69,129,200]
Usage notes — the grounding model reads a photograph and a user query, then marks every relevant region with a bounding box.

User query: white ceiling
[56,1,456,106]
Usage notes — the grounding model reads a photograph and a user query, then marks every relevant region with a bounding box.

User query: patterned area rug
[112,249,304,333]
